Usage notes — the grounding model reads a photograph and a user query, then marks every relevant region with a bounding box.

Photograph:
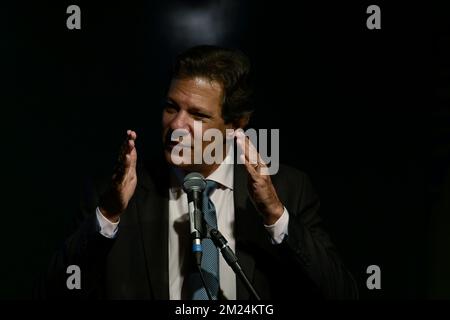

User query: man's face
[162,77,233,174]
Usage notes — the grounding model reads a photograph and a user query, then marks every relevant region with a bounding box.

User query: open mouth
[165,140,193,150]
[164,130,194,150]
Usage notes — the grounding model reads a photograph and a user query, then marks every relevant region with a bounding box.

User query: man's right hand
[99,130,138,223]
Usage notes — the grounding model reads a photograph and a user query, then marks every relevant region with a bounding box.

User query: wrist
[262,202,284,225]
[99,207,121,223]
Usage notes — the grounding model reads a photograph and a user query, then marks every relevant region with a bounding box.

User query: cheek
[162,112,173,129]
[200,124,227,147]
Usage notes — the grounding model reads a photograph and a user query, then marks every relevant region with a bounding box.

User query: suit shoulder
[272,164,309,189]
[271,165,318,214]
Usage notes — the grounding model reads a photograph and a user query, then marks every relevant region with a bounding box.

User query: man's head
[162,45,254,176]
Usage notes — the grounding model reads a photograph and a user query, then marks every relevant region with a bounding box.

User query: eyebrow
[166,97,212,116]
[165,97,179,107]
[189,106,211,115]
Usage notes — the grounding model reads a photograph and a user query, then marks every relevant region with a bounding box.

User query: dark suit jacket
[40,158,358,300]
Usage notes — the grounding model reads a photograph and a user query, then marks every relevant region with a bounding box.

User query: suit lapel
[233,164,257,300]
[136,160,170,300]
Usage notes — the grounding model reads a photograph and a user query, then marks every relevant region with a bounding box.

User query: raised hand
[99,130,138,222]
[235,130,284,225]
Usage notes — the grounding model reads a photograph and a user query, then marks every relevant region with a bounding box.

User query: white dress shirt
[96,155,289,299]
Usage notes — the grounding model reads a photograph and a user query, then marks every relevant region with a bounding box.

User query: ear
[232,113,251,130]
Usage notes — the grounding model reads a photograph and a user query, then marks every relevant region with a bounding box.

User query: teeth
[168,142,191,148]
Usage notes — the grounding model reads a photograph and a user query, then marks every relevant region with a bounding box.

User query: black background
[2,1,449,299]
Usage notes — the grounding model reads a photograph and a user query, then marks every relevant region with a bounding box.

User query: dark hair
[172,45,254,124]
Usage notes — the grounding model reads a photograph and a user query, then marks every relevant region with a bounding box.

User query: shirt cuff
[264,207,289,244]
[96,207,120,239]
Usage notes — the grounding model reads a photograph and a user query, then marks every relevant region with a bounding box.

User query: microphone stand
[208,227,261,301]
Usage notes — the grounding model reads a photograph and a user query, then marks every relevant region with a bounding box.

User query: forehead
[168,77,223,109]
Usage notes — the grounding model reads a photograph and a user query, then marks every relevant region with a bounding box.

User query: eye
[190,111,211,121]
[164,103,178,114]
[192,112,206,119]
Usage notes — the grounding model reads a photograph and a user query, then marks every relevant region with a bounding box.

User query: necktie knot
[204,180,218,197]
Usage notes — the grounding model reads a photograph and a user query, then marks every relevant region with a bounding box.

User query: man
[42,45,358,299]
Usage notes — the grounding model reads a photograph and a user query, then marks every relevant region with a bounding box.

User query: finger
[122,130,137,154]
[244,139,268,169]
[243,136,267,167]
[236,131,259,166]
[120,133,131,156]
[128,146,137,170]
[240,153,259,180]
[127,139,135,153]
[124,140,138,169]
[235,131,256,163]
[123,150,138,174]
[116,130,137,173]
[235,131,251,162]
[124,153,132,170]
[127,130,137,141]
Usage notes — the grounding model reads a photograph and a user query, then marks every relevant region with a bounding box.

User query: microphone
[208,228,238,268]
[209,227,261,300]
[182,172,206,266]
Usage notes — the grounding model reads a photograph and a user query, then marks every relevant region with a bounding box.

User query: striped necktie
[189,179,219,299]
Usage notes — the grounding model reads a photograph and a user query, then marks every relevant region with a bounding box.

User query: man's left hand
[235,130,284,225]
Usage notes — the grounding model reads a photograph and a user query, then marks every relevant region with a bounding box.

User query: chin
[164,151,213,175]
[164,150,195,171]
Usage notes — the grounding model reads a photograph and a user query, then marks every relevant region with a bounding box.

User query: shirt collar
[205,151,234,190]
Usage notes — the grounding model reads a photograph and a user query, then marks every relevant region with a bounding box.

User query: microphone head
[182,172,206,193]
